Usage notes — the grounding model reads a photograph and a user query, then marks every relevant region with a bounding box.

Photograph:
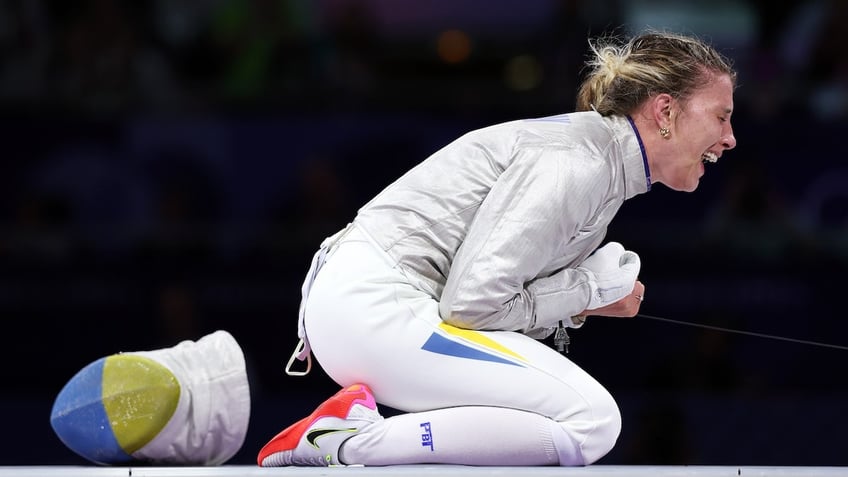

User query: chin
[681,172,703,192]
[664,181,699,193]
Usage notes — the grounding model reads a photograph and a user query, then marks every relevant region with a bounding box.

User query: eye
[719,116,727,123]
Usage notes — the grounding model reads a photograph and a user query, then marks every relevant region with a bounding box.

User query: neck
[625,115,651,191]
[629,113,667,188]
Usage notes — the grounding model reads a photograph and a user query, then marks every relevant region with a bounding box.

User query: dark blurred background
[1,0,847,467]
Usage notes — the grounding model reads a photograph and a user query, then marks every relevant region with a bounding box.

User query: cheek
[702,122,724,145]
[682,116,720,148]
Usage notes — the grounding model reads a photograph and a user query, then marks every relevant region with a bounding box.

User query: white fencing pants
[303,225,621,466]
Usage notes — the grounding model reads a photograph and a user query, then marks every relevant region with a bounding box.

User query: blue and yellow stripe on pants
[421,322,528,367]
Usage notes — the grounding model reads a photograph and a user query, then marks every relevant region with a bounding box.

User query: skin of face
[647,73,737,192]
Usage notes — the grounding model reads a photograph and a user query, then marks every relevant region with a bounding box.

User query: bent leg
[341,405,582,466]
[305,229,620,465]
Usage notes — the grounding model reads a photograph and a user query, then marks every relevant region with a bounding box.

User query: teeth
[702,152,718,163]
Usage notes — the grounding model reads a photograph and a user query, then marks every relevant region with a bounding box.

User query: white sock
[340,406,581,466]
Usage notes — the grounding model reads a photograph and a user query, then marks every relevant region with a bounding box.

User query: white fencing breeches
[302,225,621,465]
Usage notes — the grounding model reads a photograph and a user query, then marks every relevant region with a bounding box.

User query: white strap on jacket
[285,224,352,376]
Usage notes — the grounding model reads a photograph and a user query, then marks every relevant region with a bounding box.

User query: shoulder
[507,112,615,154]
[452,113,620,180]
[507,112,617,172]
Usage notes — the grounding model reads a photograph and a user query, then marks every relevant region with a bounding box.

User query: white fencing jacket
[353,111,651,337]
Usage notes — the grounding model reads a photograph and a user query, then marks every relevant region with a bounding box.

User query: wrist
[564,314,587,328]
[579,270,602,310]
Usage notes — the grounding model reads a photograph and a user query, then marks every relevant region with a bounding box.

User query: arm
[438,145,606,332]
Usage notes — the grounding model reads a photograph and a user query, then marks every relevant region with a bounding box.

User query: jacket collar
[605,114,651,199]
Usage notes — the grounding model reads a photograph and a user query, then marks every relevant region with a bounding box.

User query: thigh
[305,230,615,424]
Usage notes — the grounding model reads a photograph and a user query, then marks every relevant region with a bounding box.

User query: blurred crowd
[1,0,848,466]
[0,0,845,117]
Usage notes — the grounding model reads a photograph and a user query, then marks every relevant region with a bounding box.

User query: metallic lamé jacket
[353,111,650,336]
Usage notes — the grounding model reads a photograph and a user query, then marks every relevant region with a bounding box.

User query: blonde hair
[576,30,736,115]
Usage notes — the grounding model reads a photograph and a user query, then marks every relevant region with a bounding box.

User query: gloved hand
[577,242,641,310]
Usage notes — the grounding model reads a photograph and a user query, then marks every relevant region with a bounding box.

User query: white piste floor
[2,466,847,477]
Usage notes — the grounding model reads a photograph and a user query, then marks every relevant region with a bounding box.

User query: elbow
[439,301,483,329]
[439,300,525,331]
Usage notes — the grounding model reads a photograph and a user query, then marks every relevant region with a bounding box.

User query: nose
[722,124,737,150]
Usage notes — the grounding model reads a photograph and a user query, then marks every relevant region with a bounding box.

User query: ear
[651,93,675,129]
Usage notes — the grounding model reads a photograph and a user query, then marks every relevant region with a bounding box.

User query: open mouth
[702,151,718,163]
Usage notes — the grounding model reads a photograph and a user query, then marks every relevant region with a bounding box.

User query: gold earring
[659,127,670,139]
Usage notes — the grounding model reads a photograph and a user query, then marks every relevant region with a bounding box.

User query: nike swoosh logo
[306,428,358,448]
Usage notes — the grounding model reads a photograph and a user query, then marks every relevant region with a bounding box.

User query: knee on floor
[579,398,622,465]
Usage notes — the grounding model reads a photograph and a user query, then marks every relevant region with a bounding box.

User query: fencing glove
[577,242,641,310]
